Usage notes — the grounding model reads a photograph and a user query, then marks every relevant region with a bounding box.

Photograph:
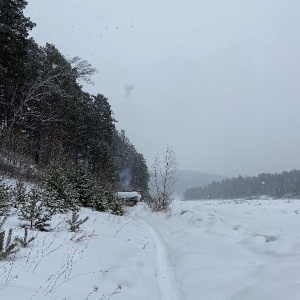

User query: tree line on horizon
[0,0,149,193]
[184,169,300,200]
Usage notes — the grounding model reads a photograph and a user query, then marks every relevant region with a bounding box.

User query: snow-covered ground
[1,199,300,299]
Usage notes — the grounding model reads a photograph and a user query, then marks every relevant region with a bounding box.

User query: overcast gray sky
[26,0,300,177]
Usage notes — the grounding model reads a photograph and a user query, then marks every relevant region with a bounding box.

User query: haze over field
[174,170,225,197]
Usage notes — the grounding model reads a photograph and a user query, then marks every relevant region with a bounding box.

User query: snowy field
[1,199,300,299]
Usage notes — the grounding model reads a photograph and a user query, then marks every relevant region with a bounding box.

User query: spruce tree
[92,183,107,212]
[15,227,35,247]
[0,228,20,260]
[106,188,124,216]
[12,180,27,208]
[71,166,94,207]
[18,189,51,231]
[0,215,19,260]
[0,0,36,140]
[67,209,89,232]
[0,0,35,82]
[0,180,11,216]
[43,163,77,213]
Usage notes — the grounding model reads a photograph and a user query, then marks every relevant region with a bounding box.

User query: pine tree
[111,129,149,192]
[0,0,35,82]
[106,189,124,216]
[18,189,51,231]
[0,217,19,260]
[71,166,94,207]
[67,208,89,232]
[43,163,77,213]
[81,93,116,182]
[0,228,20,260]
[12,180,27,208]
[0,0,36,148]
[92,183,107,212]
[15,227,35,247]
[0,180,11,216]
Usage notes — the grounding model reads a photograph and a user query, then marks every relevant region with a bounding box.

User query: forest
[0,0,149,202]
[184,169,300,200]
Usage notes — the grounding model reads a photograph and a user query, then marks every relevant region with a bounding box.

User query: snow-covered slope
[2,199,300,299]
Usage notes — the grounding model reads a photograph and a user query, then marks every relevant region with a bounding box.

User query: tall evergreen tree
[0,0,35,82]
[111,130,149,192]
[0,0,35,154]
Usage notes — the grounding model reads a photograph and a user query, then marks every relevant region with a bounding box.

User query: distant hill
[174,170,226,198]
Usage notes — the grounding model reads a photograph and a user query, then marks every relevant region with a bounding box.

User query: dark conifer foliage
[0,0,35,155]
[184,170,300,200]
[111,130,149,192]
[0,0,35,82]
[0,1,149,194]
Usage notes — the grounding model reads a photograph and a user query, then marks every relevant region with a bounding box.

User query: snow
[117,191,141,200]
[2,198,300,299]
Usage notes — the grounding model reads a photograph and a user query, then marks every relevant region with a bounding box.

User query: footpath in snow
[2,199,300,299]
[137,210,182,300]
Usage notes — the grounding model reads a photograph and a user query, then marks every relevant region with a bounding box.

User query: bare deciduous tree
[150,146,178,212]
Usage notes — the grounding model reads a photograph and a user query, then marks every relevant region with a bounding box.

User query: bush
[149,147,177,212]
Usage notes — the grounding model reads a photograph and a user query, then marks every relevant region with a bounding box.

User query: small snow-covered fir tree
[15,227,35,247]
[18,189,51,231]
[67,208,89,232]
[92,183,107,212]
[105,188,124,216]
[12,180,27,208]
[0,179,11,216]
[43,163,77,214]
[71,166,94,208]
[0,217,19,260]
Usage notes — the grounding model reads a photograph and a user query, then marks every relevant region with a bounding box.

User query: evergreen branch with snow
[67,209,89,232]
[15,228,35,247]
[0,229,20,260]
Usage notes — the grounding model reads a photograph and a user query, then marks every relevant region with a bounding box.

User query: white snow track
[135,207,182,300]
[146,223,182,300]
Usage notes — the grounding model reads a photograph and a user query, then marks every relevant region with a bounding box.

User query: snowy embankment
[2,199,300,299]
[1,208,160,300]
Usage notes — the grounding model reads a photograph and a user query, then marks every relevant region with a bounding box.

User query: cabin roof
[117,191,141,200]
